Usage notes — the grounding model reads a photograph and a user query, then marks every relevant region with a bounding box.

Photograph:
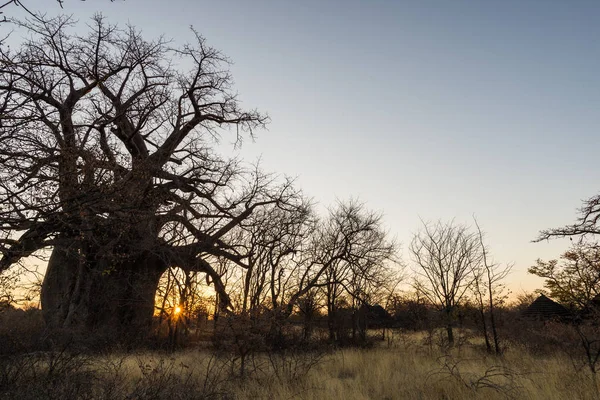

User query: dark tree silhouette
[0,0,119,23]
[535,194,600,387]
[529,243,600,310]
[0,15,301,338]
[303,201,397,343]
[410,220,481,346]
[0,1,38,22]
[227,199,397,344]
[536,194,600,241]
[471,217,511,355]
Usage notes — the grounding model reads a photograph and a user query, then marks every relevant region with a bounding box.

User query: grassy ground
[1,329,598,399]
[233,343,597,399]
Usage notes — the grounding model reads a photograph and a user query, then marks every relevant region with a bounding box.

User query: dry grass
[231,330,600,400]
[1,330,599,399]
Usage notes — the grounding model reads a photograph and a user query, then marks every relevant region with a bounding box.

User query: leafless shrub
[266,348,328,384]
[0,349,94,400]
[428,355,524,399]
[129,357,193,399]
[128,354,231,400]
[0,349,234,400]
[0,353,37,389]
[211,314,268,378]
[0,306,45,354]
[91,355,130,400]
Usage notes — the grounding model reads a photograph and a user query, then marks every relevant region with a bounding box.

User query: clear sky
[7,0,600,295]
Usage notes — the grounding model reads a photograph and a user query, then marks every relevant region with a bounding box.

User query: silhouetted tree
[535,194,600,389]
[316,201,398,342]
[224,200,398,344]
[0,1,120,23]
[410,220,481,346]
[537,194,600,242]
[237,199,315,315]
[529,242,600,311]
[471,217,511,355]
[0,15,301,339]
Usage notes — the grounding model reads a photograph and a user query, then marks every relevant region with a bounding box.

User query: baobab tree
[0,14,302,338]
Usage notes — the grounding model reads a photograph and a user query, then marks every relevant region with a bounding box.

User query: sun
[174,306,182,315]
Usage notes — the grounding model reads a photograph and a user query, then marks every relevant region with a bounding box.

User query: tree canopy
[529,242,600,310]
[0,14,302,333]
[0,15,401,341]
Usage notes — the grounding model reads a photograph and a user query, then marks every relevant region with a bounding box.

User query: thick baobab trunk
[41,244,168,339]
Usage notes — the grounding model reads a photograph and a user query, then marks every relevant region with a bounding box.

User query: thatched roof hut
[522,294,571,320]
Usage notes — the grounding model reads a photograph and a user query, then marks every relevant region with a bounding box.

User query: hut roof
[358,303,392,321]
[522,294,571,320]
[368,304,392,320]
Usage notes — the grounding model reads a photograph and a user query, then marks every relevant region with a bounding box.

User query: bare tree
[410,220,481,346]
[0,0,120,23]
[296,287,322,341]
[0,1,44,23]
[0,14,300,339]
[154,266,211,345]
[536,194,600,242]
[237,198,314,315]
[307,200,398,343]
[472,218,511,355]
[224,199,398,345]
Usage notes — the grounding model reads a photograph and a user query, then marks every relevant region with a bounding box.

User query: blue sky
[7,0,600,294]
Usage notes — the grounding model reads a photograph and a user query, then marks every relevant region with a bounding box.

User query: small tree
[535,194,600,390]
[237,198,314,315]
[529,242,600,310]
[529,247,600,392]
[472,218,511,355]
[263,200,399,343]
[410,220,481,346]
[316,201,398,343]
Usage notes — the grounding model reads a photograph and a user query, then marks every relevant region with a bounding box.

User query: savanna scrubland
[1,304,600,400]
[2,6,600,400]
